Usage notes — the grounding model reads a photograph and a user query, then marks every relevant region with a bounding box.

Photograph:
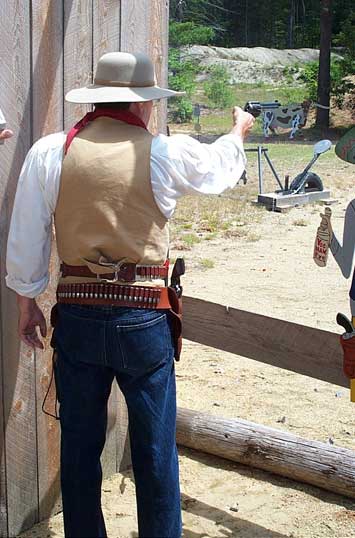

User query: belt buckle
[97,259,135,283]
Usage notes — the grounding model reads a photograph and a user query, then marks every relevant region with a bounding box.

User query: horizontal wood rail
[182,296,347,388]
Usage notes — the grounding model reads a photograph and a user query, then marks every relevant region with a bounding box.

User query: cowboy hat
[65,52,184,104]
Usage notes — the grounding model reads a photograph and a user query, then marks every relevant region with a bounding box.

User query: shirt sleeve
[151,133,246,218]
[6,133,65,298]
[330,200,355,279]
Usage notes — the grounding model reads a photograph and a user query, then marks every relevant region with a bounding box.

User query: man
[6,52,254,538]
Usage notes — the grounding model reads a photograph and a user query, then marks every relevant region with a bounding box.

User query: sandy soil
[21,148,355,538]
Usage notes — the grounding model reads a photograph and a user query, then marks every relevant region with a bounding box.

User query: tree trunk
[287,0,295,48]
[244,0,248,46]
[316,0,332,128]
[177,408,355,499]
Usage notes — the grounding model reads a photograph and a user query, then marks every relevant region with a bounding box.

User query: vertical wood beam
[31,0,65,522]
[63,0,94,130]
[92,0,126,478]
[0,1,38,535]
[120,0,169,134]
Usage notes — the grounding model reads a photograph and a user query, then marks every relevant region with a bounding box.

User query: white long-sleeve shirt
[6,131,246,298]
[330,200,355,279]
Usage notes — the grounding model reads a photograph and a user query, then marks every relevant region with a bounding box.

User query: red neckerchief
[65,108,147,154]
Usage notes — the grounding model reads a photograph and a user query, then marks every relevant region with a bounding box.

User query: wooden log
[183,296,348,388]
[177,408,355,499]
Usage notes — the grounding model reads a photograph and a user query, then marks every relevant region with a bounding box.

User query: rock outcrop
[181,46,340,85]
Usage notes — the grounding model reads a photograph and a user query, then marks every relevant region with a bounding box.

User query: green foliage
[171,98,194,123]
[300,58,355,107]
[169,21,215,47]
[282,64,301,85]
[169,0,354,51]
[299,62,319,101]
[168,49,198,97]
[168,49,199,122]
[203,66,234,108]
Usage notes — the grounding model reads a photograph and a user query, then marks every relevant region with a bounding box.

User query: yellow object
[348,318,355,402]
[351,379,355,403]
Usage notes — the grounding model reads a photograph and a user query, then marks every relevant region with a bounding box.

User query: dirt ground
[21,143,355,538]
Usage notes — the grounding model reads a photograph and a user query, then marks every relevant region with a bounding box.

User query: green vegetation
[170,0,354,51]
[299,59,355,107]
[199,258,215,269]
[168,49,199,122]
[181,233,201,248]
[203,66,234,109]
[169,21,215,47]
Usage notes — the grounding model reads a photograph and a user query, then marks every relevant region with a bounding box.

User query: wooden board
[31,0,64,141]
[177,408,355,499]
[0,346,7,536]
[31,0,64,521]
[92,0,122,478]
[120,0,150,53]
[120,0,169,134]
[0,1,38,535]
[148,0,169,134]
[63,0,93,130]
[183,296,348,388]
[93,0,121,64]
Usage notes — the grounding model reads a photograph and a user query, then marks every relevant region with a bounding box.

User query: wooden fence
[0,1,168,536]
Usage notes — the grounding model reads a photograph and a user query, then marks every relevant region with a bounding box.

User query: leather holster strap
[57,283,171,309]
[60,262,168,282]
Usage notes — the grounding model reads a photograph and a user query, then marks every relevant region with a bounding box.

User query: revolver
[244,101,280,118]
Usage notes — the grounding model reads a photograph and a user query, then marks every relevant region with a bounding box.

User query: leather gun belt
[60,262,168,282]
[56,283,171,309]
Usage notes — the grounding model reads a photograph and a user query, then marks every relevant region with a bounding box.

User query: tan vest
[55,118,169,284]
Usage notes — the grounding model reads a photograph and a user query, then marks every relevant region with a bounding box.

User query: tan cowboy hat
[66,52,184,103]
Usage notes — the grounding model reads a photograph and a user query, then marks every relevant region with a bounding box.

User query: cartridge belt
[60,262,168,282]
[56,283,171,309]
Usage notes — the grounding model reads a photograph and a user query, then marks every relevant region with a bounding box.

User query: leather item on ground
[56,283,171,309]
[60,262,169,282]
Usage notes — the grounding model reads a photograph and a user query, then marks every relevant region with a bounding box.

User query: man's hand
[17,296,47,350]
[231,106,255,140]
[0,129,14,142]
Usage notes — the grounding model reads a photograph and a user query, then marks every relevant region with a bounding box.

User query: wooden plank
[31,0,64,522]
[0,1,39,535]
[120,0,150,54]
[63,0,93,130]
[31,0,64,141]
[177,408,355,499]
[93,0,121,64]
[120,0,169,134]
[148,0,169,134]
[183,296,348,388]
[92,0,122,477]
[0,350,8,536]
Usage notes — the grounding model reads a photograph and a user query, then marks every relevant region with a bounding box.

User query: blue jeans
[52,304,182,538]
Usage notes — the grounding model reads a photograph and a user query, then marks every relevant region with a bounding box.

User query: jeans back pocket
[115,313,171,374]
